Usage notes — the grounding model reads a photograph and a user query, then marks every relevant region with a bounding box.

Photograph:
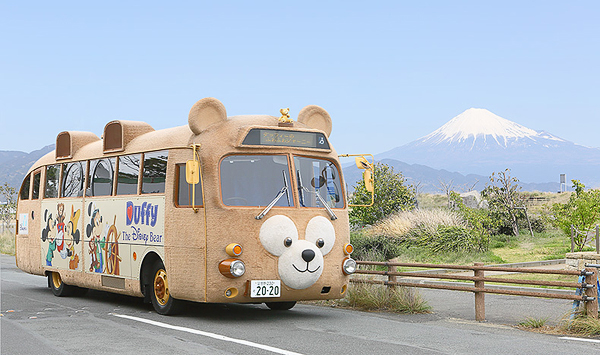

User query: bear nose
[302,249,315,263]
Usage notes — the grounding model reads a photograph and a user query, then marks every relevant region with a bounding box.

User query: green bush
[550,180,600,252]
[349,163,415,227]
[350,231,402,261]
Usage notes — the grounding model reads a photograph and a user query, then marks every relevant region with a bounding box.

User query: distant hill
[0,145,54,200]
[343,158,560,194]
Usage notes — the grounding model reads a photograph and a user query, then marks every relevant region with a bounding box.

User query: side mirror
[339,153,375,207]
[355,156,371,170]
[186,160,199,185]
[355,157,374,193]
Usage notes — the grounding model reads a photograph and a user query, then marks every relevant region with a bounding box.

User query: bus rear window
[142,150,168,194]
[20,174,31,200]
[220,155,293,207]
[44,164,60,198]
[32,172,41,200]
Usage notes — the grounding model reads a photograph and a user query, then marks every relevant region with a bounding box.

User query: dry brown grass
[0,230,15,255]
[368,209,466,239]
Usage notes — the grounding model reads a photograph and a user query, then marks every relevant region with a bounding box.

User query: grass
[562,315,600,336]
[368,208,466,239]
[339,283,431,314]
[491,229,573,263]
[392,245,504,265]
[518,317,549,329]
[0,230,15,255]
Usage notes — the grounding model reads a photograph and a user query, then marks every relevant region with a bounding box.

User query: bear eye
[284,237,293,247]
[316,238,325,248]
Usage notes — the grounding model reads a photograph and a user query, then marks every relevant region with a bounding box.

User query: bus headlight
[219,259,246,278]
[342,257,357,275]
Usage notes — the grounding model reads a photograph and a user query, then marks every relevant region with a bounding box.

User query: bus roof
[26,98,335,174]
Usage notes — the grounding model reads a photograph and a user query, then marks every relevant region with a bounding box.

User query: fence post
[584,267,599,319]
[387,264,397,290]
[474,262,485,322]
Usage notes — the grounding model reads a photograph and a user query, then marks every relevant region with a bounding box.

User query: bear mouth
[293,263,321,273]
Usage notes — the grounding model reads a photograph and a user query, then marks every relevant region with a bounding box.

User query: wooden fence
[351,260,598,321]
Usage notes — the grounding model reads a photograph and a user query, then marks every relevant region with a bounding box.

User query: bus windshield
[293,156,343,209]
[220,154,343,209]
[220,155,293,207]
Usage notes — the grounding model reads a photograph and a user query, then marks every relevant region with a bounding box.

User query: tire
[265,301,296,311]
[150,260,180,315]
[48,272,75,297]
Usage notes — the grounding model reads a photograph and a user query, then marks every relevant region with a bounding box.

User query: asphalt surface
[2,254,599,354]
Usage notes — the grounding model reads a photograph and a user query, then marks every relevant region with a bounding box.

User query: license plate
[250,280,281,298]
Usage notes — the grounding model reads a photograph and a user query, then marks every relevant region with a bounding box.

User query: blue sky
[1,1,598,156]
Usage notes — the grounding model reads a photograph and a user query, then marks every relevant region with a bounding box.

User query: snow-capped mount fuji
[420,108,565,148]
[377,108,600,189]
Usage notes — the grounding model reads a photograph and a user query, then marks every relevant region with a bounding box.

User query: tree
[551,180,600,252]
[481,169,525,238]
[437,178,455,209]
[0,183,17,233]
[349,162,415,227]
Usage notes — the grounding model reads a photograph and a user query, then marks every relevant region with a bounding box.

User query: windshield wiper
[297,170,305,207]
[296,170,337,220]
[314,190,338,220]
[255,171,290,220]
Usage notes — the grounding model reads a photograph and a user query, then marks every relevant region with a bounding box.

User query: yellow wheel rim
[154,269,170,306]
[52,272,62,289]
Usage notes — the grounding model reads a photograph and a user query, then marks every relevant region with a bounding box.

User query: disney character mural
[66,206,81,269]
[41,203,82,269]
[86,202,121,275]
[42,210,57,266]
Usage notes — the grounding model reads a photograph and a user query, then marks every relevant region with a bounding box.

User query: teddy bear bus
[15,98,374,315]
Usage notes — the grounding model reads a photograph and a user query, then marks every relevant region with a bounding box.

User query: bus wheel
[49,272,74,297]
[265,301,296,311]
[150,261,180,315]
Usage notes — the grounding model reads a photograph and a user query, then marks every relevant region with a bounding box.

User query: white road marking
[112,313,305,355]
[559,336,600,344]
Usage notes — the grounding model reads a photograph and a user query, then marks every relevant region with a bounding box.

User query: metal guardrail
[351,260,599,321]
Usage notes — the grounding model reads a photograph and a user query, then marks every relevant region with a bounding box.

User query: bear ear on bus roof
[297,105,332,137]
[188,98,228,135]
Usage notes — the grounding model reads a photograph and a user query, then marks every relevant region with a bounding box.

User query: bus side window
[44,164,61,198]
[20,173,31,200]
[87,158,115,197]
[142,150,168,194]
[116,154,141,195]
[176,164,203,207]
[61,162,85,198]
[32,171,41,200]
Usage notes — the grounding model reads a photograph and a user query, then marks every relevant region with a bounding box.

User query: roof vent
[56,131,101,160]
[103,120,155,153]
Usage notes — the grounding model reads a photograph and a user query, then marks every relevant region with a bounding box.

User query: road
[2,254,599,354]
